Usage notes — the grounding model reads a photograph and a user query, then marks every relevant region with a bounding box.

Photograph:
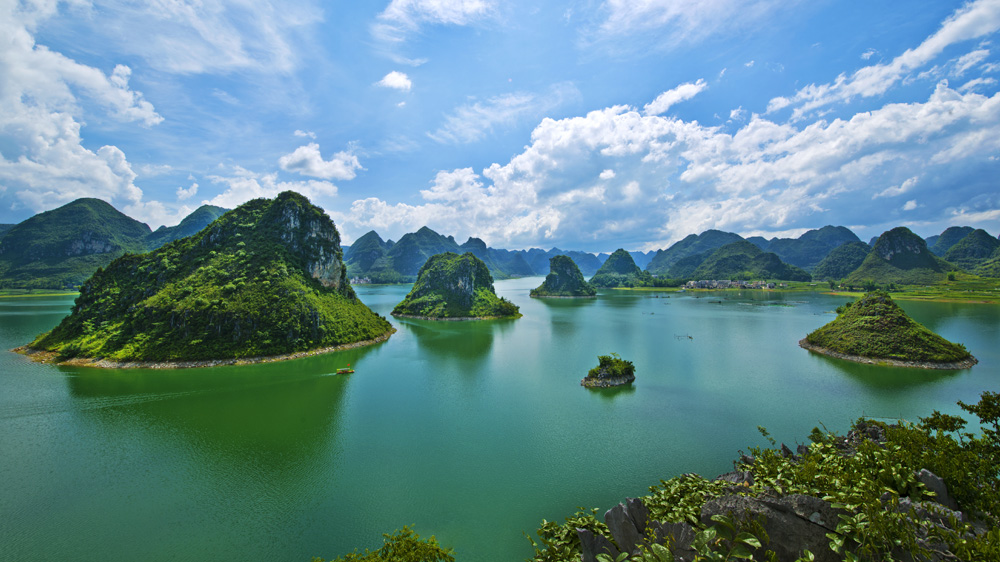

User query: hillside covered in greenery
[685,240,811,281]
[0,198,152,289]
[646,229,743,276]
[943,229,1000,273]
[530,255,596,297]
[144,204,228,249]
[811,241,872,281]
[28,192,393,363]
[802,291,974,365]
[590,249,654,287]
[345,226,533,283]
[847,227,952,285]
[391,252,520,319]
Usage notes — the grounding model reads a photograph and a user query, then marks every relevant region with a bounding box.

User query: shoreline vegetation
[798,338,978,370]
[13,329,395,369]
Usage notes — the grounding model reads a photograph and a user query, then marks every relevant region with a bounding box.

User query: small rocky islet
[581,353,635,388]
[800,291,976,369]
[391,251,520,320]
[530,255,596,297]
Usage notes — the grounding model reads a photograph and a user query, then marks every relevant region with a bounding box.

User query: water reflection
[399,317,515,371]
[62,342,384,470]
[586,383,637,402]
[804,350,963,390]
[536,296,596,339]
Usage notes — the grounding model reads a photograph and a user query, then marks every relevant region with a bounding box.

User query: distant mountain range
[2,196,998,289]
[0,199,227,289]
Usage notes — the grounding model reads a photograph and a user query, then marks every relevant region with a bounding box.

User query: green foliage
[646,230,744,276]
[586,352,635,380]
[528,509,610,562]
[391,252,520,318]
[929,226,975,256]
[812,242,871,281]
[805,291,973,363]
[30,192,393,362]
[944,229,1000,272]
[312,526,455,562]
[591,249,654,287]
[688,241,811,282]
[530,255,597,297]
[847,227,951,285]
[529,392,1000,562]
[144,205,228,250]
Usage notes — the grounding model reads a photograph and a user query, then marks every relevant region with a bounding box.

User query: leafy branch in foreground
[312,526,454,562]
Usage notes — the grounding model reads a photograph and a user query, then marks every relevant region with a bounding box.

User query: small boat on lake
[336,365,354,374]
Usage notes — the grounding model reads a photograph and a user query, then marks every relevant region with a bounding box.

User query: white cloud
[74,0,323,74]
[903,200,918,211]
[954,48,990,76]
[177,181,198,201]
[960,76,999,91]
[769,0,1000,120]
[373,0,496,42]
[729,106,747,122]
[643,79,707,116]
[874,176,918,199]
[0,1,162,216]
[340,82,1000,251]
[745,60,755,68]
[594,0,786,50]
[205,166,338,210]
[376,71,413,91]
[294,130,316,139]
[429,82,580,144]
[861,49,877,60]
[278,143,362,180]
[599,169,616,180]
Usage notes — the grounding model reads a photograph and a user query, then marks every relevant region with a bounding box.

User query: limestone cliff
[391,252,520,319]
[530,255,596,297]
[26,191,392,363]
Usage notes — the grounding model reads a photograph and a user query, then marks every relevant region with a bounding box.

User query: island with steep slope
[799,291,976,369]
[19,191,394,366]
[530,255,596,297]
[590,249,653,288]
[391,252,520,319]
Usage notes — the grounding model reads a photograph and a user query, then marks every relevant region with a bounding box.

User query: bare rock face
[66,232,116,256]
[273,196,346,291]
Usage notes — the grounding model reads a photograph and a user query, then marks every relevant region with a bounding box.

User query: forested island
[391,252,520,319]
[530,255,596,297]
[19,192,393,366]
[800,291,977,369]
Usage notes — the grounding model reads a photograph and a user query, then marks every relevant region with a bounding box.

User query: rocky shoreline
[391,313,520,321]
[581,375,634,388]
[12,328,395,369]
[798,339,978,370]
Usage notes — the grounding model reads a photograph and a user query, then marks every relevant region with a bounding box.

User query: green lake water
[1,278,998,561]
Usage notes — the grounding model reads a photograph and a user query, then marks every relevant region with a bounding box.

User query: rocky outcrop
[577,465,974,562]
[391,252,520,319]
[530,255,597,297]
[590,249,653,288]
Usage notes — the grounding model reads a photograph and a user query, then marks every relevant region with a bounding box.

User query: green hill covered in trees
[847,227,952,285]
[801,291,975,367]
[943,229,1000,273]
[590,249,653,287]
[645,230,743,276]
[25,192,393,364]
[391,252,520,319]
[530,255,596,297]
[811,241,872,281]
[687,240,811,281]
[0,198,152,289]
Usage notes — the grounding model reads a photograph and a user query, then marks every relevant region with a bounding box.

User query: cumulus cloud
[0,1,162,217]
[376,71,413,91]
[643,79,707,116]
[768,0,1000,120]
[373,0,496,42]
[429,82,580,144]
[340,82,1000,250]
[599,169,616,180]
[278,143,363,180]
[294,129,316,138]
[177,181,198,201]
[204,166,338,210]
[904,200,919,211]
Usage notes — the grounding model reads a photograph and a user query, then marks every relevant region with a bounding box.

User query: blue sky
[2,0,999,252]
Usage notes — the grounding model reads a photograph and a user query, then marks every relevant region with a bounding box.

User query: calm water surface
[1,280,998,561]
